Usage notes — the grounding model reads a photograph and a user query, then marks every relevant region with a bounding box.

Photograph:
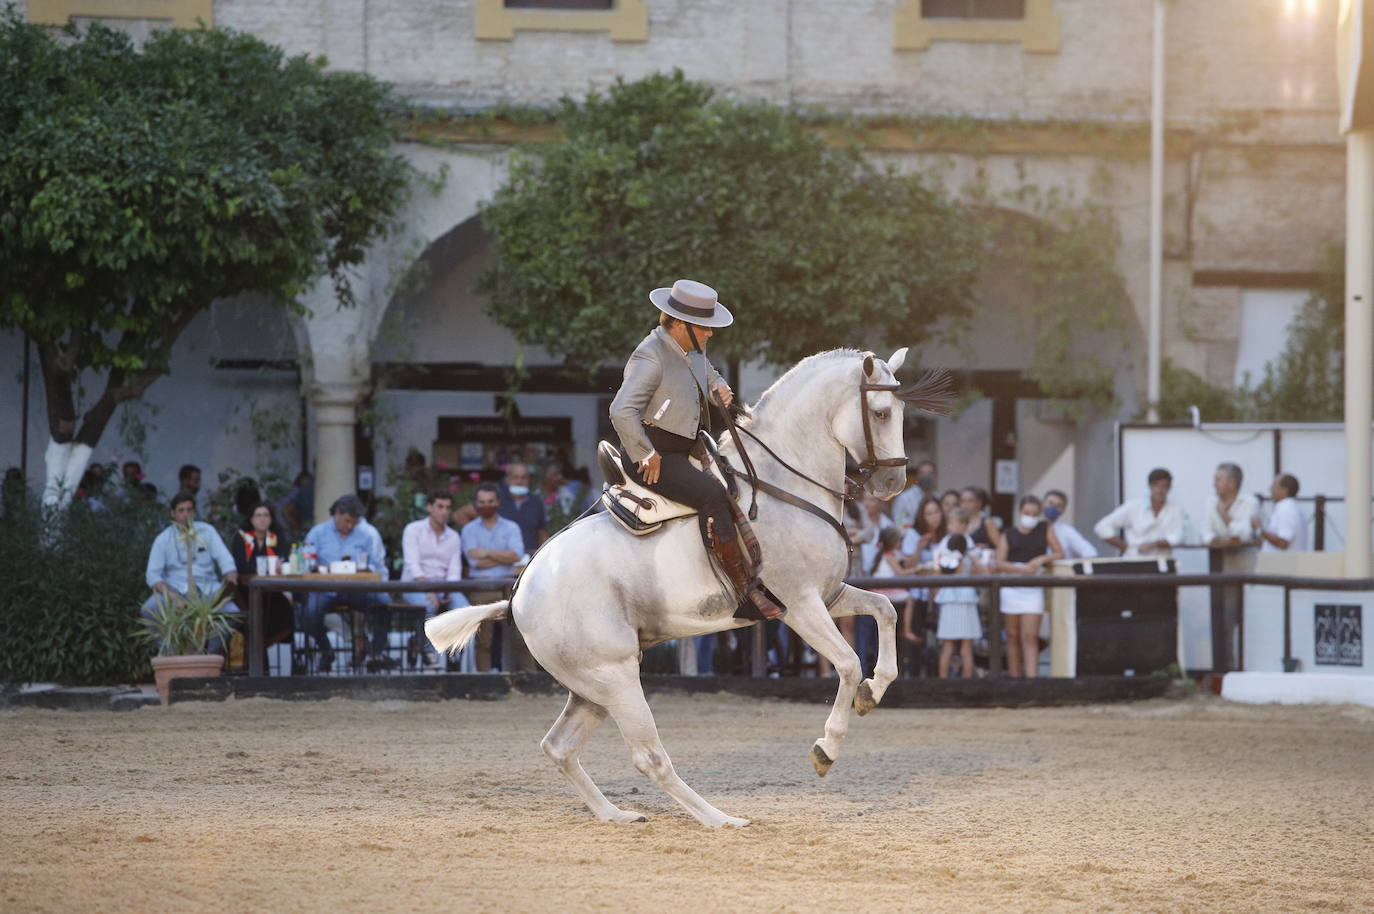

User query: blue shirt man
[141,492,239,651]
[498,462,547,554]
[460,482,527,674]
[300,495,389,671]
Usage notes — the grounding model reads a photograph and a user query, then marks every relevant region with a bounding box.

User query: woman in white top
[1253,473,1306,552]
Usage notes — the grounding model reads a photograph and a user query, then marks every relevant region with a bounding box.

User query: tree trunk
[42,438,93,508]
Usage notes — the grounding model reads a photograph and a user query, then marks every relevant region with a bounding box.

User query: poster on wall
[1314,604,1363,667]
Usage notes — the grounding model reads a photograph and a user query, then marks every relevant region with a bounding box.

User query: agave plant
[137,586,238,657]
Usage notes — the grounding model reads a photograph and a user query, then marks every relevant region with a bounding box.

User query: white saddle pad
[598,442,730,534]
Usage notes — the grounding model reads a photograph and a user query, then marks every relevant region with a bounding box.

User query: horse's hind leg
[828,584,899,715]
[600,666,749,829]
[541,692,647,824]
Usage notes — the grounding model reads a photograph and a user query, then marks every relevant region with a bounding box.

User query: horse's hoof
[855,680,877,716]
[607,809,648,824]
[810,743,834,778]
[720,815,751,828]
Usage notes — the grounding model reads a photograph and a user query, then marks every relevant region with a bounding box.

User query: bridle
[714,367,908,553]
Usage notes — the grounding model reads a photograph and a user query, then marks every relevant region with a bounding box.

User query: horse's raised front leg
[541,692,647,824]
[827,583,899,716]
[782,592,864,777]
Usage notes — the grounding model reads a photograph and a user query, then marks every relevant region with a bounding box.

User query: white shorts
[1000,587,1044,615]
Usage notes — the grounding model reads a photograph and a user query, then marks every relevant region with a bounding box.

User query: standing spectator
[1206,463,1259,548]
[499,462,548,555]
[142,492,239,650]
[121,461,144,487]
[1253,473,1307,552]
[400,490,466,669]
[939,488,961,517]
[854,492,894,575]
[229,501,294,666]
[278,470,314,534]
[960,486,1004,559]
[997,494,1063,678]
[891,459,937,530]
[459,483,527,672]
[1093,468,1185,556]
[1043,489,1098,560]
[301,495,388,671]
[178,464,202,500]
[900,496,945,675]
[933,508,983,678]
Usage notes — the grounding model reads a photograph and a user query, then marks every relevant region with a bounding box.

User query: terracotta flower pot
[151,654,225,705]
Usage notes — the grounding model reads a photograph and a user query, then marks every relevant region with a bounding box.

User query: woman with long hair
[229,501,295,668]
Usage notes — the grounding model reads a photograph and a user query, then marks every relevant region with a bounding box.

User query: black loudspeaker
[1073,559,1178,676]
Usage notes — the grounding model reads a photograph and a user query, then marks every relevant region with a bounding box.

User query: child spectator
[870,526,912,675]
[933,507,983,678]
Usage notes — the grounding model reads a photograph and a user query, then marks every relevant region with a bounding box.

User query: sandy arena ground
[1,691,1371,913]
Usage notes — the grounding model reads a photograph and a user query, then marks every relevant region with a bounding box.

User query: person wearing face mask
[1041,489,1097,560]
[996,495,1064,678]
[457,483,527,672]
[498,462,548,556]
[891,459,938,531]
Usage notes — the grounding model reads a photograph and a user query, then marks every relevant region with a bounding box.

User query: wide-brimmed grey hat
[649,279,734,328]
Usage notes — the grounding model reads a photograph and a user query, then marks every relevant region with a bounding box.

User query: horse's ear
[862,353,875,379]
[887,347,908,373]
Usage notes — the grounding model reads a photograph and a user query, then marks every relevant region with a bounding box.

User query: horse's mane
[738,348,865,428]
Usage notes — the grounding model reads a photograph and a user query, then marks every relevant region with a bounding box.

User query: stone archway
[292,143,511,522]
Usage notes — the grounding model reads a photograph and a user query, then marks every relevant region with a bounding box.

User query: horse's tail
[425,600,509,656]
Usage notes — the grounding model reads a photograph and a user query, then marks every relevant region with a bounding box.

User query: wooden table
[245,573,382,676]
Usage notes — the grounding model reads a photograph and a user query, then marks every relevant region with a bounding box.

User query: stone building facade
[3,0,1343,534]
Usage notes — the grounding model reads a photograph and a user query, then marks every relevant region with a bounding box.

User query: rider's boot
[712,534,785,620]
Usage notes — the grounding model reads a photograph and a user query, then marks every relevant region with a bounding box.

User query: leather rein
[713,378,906,554]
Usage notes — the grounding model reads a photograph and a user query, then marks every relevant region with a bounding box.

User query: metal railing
[246,572,1374,678]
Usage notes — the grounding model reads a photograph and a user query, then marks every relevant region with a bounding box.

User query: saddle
[597,432,738,536]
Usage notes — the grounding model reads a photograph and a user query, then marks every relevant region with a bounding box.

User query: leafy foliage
[137,588,237,657]
[0,492,166,684]
[1157,248,1343,422]
[477,71,985,369]
[0,10,414,448]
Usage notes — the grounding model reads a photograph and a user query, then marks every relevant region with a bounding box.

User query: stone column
[311,382,366,526]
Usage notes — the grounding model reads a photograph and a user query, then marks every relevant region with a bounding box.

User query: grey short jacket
[610,326,725,463]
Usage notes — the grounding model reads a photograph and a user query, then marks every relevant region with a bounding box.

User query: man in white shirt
[1093,467,1186,556]
[1205,462,1259,548]
[1253,473,1306,552]
[1043,489,1098,561]
[400,490,466,669]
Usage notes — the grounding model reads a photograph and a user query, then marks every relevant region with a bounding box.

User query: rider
[609,279,784,619]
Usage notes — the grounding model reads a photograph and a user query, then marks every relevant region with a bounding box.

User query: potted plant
[138,585,238,705]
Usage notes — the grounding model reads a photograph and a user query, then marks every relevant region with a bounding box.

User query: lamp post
[1339,0,1374,577]
[1146,0,1166,422]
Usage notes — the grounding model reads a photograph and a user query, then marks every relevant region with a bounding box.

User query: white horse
[427,348,933,828]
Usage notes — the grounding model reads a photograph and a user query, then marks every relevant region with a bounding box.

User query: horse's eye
[874,410,890,422]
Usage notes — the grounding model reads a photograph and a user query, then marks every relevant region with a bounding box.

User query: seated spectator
[1254,473,1306,552]
[939,488,961,516]
[229,501,294,665]
[142,492,240,650]
[401,490,468,669]
[75,465,108,510]
[1206,462,1258,548]
[1043,489,1098,560]
[499,462,548,554]
[459,483,528,672]
[543,459,590,516]
[1093,468,1184,556]
[301,495,389,671]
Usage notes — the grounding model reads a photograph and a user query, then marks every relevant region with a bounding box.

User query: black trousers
[621,438,735,546]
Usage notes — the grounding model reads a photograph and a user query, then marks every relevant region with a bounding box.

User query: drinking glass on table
[356,552,369,572]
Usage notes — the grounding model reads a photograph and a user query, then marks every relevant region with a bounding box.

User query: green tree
[477,71,985,372]
[0,11,415,505]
